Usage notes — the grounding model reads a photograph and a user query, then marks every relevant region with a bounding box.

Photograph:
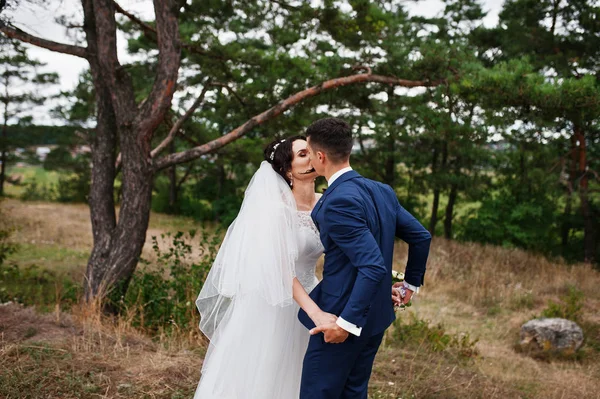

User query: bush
[459,192,559,254]
[19,180,55,201]
[388,313,478,359]
[55,173,89,203]
[0,202,18,267]
[0,263,79,309]
[540,285,584,323]
[111,229,222,334]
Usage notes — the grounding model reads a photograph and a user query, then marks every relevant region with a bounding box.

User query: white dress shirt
[326,167,418,337]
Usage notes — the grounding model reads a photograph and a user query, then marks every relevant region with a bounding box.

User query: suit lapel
[311,170,361,223]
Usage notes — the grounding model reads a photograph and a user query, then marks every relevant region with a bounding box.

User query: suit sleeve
[323,195,387,330]
[393,194,432,288]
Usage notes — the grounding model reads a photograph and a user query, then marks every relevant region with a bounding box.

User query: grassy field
[3,166,61,198]
[1,199,600,398]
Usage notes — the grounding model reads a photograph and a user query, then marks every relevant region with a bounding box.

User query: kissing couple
[194,117,431,398]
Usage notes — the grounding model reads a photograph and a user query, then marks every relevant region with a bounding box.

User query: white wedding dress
[194,163,324,398]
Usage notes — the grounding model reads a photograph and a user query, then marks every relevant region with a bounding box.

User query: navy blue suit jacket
[298,170,431,337]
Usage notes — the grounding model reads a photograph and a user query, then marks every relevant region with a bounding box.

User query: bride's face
[288,139,317,183]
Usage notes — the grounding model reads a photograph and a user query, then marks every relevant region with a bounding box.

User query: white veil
[196,161,299,340]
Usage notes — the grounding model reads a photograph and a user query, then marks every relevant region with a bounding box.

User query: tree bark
[444,154,461,240]
[383,87,395,186]
[168,140,177,212]
[83,0,181,300]
[0,87,7,196]
[561,136,578,255]
[429,146,439,234]
[561,189,572,252]
[574,123,596,263]
[0,122,6,197]
[82,0,118,300]
[444,182,458,239]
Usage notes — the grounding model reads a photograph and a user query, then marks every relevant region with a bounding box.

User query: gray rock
[520,318,583,354]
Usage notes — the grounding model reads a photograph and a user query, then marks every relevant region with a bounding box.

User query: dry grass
[2,199,600,398]
[1,198,211,276]
[0,302,203,398]
[385,238,600,398]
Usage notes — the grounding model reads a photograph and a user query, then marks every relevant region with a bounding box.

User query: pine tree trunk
[168,140,177,212]
[561,190,572,252]
[574,124,596,263]
[82,0,181,301]
[384,87,395,186]
[432,140,448,234]
[1,86,7,196]
[429,146,440,234]
[384,134,395,186]
[0,122,6,197]
[561,137,577,255]
[444,183,458,239]
[444,154,461,240]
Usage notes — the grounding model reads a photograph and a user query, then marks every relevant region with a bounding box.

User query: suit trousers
[299,330,385,399]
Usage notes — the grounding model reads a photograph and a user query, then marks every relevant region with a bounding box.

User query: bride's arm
[293,278,337,326]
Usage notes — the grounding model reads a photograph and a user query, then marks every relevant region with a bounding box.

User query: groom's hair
[305,118,353,164]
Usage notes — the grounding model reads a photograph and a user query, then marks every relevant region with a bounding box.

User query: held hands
[310,322,349,344]
[308,310,348,344]
[309,310,338,327]
[391,282,413,308]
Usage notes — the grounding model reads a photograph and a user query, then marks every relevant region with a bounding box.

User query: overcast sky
[4,0,504,125]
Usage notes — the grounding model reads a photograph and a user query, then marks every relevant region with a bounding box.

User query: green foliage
[541,286,585,323]
[460,191,560,253]
[1,39,60,194]
[5,125,79,147]
[19,180,55,202]
[112,229,222,333]
[0,228,16,267]
[44,149,91,203]
[0,263,79,309]
[15,0,600,269]
[389,313,478,359]
[0,203,17,266]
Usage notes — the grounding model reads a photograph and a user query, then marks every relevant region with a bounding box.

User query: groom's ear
[316,151,325,164]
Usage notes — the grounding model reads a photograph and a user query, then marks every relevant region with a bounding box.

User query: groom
[298,117,431,398]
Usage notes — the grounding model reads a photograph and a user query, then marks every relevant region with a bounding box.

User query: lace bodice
[295,211,323,293]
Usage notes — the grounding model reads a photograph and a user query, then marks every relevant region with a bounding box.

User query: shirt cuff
[336,317,362,337]
[403,281,419,294]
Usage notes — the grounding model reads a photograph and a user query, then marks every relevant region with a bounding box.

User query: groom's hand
[392,282,414,307]
[310,323,349,343]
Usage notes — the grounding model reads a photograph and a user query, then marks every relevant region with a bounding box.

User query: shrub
[19,180,55,201]
[0,263,79,309]
[388,313,478,359]
[111,229,222,334]
[0,201,18,268]
[540,285,584,323]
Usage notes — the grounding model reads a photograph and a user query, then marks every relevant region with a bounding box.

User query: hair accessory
[269,139,286,161]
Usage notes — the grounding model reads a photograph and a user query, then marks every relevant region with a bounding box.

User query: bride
[194,135,334,398]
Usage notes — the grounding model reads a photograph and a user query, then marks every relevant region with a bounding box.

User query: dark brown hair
[305,117,353,164]
[263,135,306,186]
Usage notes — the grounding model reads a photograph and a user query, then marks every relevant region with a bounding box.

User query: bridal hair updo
[264,135,306,187]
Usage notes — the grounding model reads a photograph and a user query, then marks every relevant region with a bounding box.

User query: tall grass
[2,199,600,398]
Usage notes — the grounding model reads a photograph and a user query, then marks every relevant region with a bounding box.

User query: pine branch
[0,23,87,59]
[150,84,211,158]
[154,72,444,171]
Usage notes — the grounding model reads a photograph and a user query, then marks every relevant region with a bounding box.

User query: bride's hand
[309,310,338,327]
